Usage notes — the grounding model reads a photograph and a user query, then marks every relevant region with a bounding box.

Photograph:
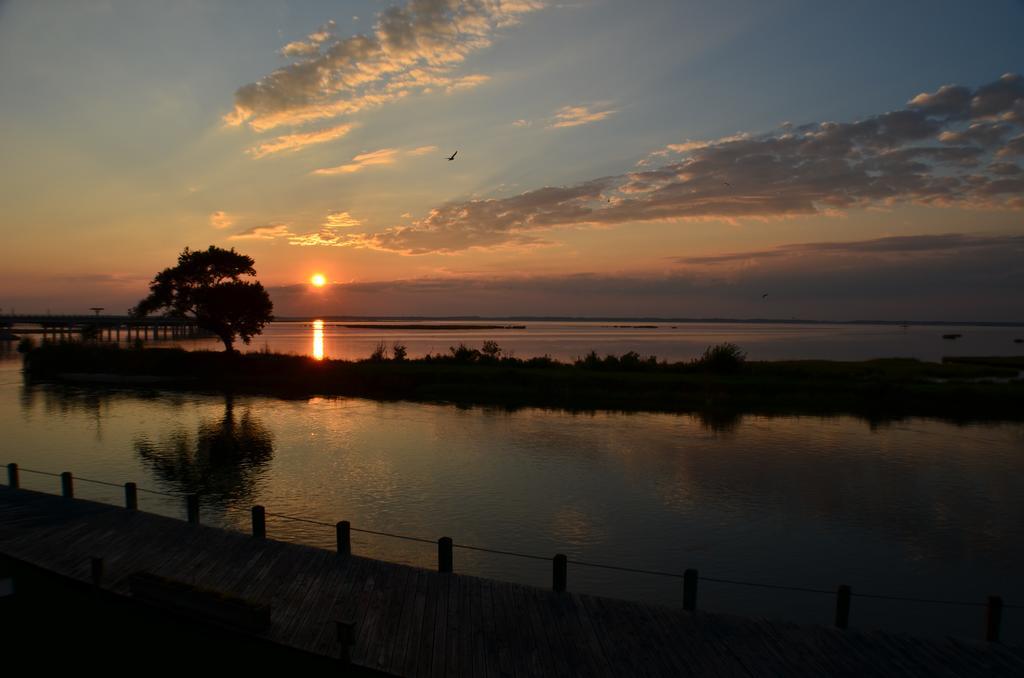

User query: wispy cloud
[655,133,750,156]
[311,148,399,175]
[209,210,234,229]
[312,74,1024,254]
[228,223,292,240]
[324,210,361,227]
[248,122,356,158]
[673,233,1024,265]
[548,103,617,129]
[408,144,439,155]
[279,20,336,58]
[289,211,363,246]
[225,0,544,132]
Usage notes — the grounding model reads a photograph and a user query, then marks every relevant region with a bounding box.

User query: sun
[310,273,326,287]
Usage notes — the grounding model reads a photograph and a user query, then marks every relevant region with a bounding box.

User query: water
[1,327,1023,642]
[94,319,1024,362]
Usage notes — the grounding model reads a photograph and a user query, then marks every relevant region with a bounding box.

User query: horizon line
[6,313,1023,328]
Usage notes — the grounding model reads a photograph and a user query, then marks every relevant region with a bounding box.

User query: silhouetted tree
[131,246,273,352]
[391,341,408,361]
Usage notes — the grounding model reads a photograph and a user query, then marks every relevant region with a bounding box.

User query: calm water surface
[1,327,1023,642]
[129,319,1024,362]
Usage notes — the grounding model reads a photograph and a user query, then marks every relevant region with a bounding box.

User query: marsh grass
[22,340,1024,422]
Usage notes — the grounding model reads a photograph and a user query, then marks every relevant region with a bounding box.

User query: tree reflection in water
[135,395,273,507]
[696,408,743,434]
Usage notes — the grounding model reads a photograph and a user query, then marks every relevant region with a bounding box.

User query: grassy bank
[22,341,1024,423]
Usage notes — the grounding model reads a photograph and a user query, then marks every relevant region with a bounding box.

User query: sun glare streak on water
[312,319,325,360]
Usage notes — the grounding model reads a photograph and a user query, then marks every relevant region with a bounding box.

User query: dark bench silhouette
[127,571,271,634]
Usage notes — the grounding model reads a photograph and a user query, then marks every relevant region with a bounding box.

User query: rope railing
[567,558,685,579]
[65,474,125,490]
[2,461,1018,641]
[133,486,181,499]
[349,526,436,545]
[700,575,835,595]
[17,466,62,478]
[454,542,549,561]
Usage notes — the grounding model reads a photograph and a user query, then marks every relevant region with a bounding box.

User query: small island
[22,340,1024,423]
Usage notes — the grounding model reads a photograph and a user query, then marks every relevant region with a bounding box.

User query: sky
[1,0,1023,320]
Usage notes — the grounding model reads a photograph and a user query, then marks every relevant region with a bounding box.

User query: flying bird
[761,293,769,299]
[447,150,458,161]
[723,181,732,187]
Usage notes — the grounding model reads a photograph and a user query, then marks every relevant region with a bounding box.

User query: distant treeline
[21,340,1024,424]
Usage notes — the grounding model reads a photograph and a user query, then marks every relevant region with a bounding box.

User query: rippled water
[1,343,1022,642]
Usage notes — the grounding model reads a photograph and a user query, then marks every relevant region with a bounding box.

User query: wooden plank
[308,555,365,658]
[588,596,658,677]
[626,603,700,678]
[412,570,442,678]
[373,564,415,673]
[467,575,491,678]
[480,578,514,678]
[281,553,341,650]
[515,582,565,677]
[460,575,482,678]
[391,568,429,673]
[466,576,488,678]
[429,573,451,678]
[443,574,462,678]
[288,557,350,653]
[350,558,396,667]
[578,593,640,678]
[488,577,529,678]
[564,594,618,678]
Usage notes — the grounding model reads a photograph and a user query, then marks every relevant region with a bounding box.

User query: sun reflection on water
[312,319,325,360]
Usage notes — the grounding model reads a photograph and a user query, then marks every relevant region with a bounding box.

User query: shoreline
[21,343,1024,423]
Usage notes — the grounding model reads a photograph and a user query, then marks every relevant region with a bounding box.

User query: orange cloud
[311,148,399,175]
[229,223,292,240]
[288,211,364,246]
[209,210,234,229]
[248,122,356,158]
[548,104,617,129]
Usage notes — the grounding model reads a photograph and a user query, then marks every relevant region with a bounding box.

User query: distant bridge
[0,315,204,341]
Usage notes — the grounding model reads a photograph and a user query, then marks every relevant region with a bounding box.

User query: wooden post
[986,596,1003,642]
[124,482,138,510]
[835,585,851,629]
[335,620,355,664]
[438,537,453,573]
[683,569,698,611]
[252,505,266,539]
[90,557,104,587]
[336,521,351,556]
[553,554,567,592]
[186,494,199,524]
[6,463,17,488]
[60,471,74,498]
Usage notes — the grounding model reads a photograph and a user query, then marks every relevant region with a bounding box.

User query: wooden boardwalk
[1,486,1022,677]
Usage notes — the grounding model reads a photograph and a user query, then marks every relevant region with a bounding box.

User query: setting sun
[310,273,326,287]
